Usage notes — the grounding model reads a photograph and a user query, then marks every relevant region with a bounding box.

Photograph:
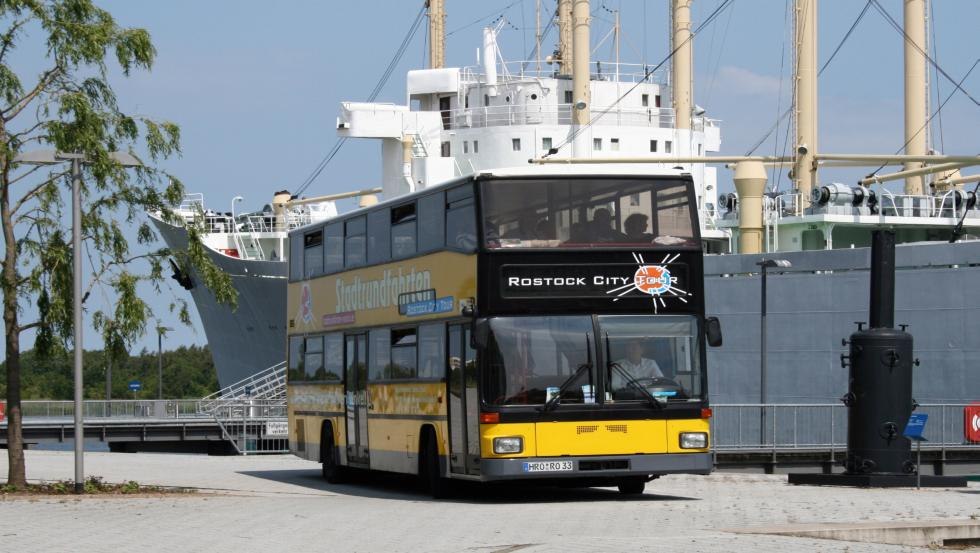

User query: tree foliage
[0,1,237,489]
[0,345,219,400]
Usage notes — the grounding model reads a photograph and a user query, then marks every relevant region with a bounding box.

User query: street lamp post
[157,326,173,400]
[756,258,792,446]
[231,196,243,221]
[12,149,140,494]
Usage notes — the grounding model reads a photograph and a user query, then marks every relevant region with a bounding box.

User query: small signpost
[903,413,928,489]
[128,380,142,395]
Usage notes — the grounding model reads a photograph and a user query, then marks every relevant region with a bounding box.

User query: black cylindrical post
[868,230,896,329]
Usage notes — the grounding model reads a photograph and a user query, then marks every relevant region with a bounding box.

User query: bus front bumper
[479,452,712,481]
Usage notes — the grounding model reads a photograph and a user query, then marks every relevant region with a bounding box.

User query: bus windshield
[482,315,703,407]
[483,316,595,406]
[481,178,696,249]
[600,315,702,402]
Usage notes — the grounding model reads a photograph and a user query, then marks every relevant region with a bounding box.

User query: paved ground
[1,451,977,552]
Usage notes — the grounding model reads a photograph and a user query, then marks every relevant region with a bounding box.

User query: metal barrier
[19,399,212,420]
[209,399,289,455]
[12,398,289,455]
[710,403,980,451]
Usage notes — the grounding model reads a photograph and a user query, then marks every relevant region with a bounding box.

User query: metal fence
[12,399,289,455]
[18,399,213,420]
[209,400,288,455]
[710,403,980,451]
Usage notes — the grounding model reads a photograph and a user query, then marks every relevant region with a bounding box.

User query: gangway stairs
[199,361,287,454]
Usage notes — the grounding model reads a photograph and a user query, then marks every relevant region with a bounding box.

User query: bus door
[448,324,480,475]
[345,334,369,465]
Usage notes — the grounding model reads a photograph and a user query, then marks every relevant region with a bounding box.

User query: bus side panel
[367,381,448,475]
[287,383,346,463]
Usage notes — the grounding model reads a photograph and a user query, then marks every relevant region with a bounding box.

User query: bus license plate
[522,461,574,473]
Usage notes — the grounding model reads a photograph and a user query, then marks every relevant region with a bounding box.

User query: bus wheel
[617,476,647,495]
[321,427,347,484]
[419,430,451,499]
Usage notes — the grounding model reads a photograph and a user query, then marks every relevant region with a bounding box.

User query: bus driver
[611,339,663,391]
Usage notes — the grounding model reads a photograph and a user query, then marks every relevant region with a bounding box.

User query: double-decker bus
[286,168,721,496]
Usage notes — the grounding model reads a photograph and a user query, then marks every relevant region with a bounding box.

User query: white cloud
[717,65,784,96]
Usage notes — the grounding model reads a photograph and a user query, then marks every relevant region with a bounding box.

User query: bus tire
[321,424,347,484]
[419,429,451,498]
[617,476,647,495]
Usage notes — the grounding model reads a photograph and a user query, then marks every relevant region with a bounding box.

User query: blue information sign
[128,380,142,392]
[903,413,928,441]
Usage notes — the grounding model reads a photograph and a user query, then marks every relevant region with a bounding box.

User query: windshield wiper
[538,336,593,413]
[604,333,663,410]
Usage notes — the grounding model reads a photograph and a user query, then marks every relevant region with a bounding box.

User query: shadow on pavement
[238,468,700,504]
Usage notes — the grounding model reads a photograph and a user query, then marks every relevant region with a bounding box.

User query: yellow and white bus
[286,169,721,496]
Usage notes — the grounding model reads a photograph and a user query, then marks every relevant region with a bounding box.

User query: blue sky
[8,0,980,355]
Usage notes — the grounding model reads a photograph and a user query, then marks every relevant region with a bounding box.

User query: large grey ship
[152,0,980,403]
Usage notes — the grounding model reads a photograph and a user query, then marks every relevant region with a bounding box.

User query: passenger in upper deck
[623,213,654,243]
[589,208,626,243]
[502,212,538,240]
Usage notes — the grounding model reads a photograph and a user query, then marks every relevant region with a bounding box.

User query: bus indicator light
[479,412,500,424]
[701,408,713,419]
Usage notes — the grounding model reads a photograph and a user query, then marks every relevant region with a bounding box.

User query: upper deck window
[303,230,323,278]
[481,178,696,249]
[344,216,366,267]
[391,203,417,259]
[324,223,344,273]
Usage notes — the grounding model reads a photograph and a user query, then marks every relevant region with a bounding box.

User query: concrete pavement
[0,451,977,552]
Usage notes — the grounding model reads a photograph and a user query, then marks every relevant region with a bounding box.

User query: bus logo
[300,283,313,324]
[634,265,672,296]
[605,253,690,312]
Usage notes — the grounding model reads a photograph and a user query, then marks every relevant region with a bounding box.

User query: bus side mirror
[705,317,723,347]
[471,318,489,349]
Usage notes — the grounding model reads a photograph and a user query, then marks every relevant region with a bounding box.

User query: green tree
[0,1,235,489]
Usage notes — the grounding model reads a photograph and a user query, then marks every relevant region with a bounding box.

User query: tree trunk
[1,156,26,489]
[3,301,25,489]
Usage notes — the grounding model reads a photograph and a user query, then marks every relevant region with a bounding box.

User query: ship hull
[150,216,287,387]
[705,240,980,404]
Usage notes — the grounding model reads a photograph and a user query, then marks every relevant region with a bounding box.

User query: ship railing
[177,193,204,214]
[461,61,667,84]
[874,188,966,219]
[711,403,980,451]
[238,212,312,233]
[449,103,676,130]
[765,189,970,222]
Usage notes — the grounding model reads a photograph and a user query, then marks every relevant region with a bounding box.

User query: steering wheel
[629,377,679,388]
[626,377,687,400]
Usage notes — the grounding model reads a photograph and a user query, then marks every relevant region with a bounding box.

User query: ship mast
[427,0,445,69]
[793,0,818,208]
[571,0,591,158]
[558,0,573,76]
[904,0,928,195]
[671,0,693,132]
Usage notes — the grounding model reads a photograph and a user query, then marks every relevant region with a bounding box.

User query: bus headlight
[493,436,523,454]
[679,432,708,449]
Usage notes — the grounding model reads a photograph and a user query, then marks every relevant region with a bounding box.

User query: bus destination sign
[500,257,691,309]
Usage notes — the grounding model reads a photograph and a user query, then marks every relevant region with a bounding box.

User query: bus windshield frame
[480,177,699,250]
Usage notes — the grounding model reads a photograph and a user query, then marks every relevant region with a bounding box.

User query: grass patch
[1,476,195,495]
